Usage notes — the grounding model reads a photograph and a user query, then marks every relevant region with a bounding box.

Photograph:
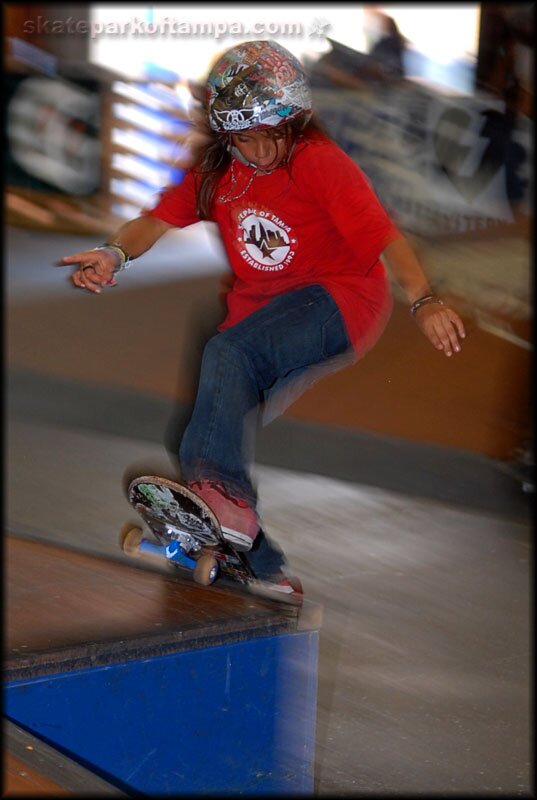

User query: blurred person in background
[364,9,407,81]
[476,3,533,116]
[475,3,533,221]
[59,40,465,598]
[312,9,407,90]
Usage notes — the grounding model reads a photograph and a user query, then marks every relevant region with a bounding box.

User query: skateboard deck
[121,475,257,588]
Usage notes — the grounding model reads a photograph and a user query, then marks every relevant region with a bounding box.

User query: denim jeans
[179,284,351,577]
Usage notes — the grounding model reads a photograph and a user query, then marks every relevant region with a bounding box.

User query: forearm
[381,236,432,305]
[107,215,173,260]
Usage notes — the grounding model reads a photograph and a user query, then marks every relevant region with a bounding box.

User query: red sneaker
[186,480,259,551]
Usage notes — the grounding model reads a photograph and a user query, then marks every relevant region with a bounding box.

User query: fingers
[420,307,466,357]
[450,310,467,340]
[440,318,462,357]
[73,265,117,293]
[62,250,117,293]
[59,252,96,266]
[73,266,103,293]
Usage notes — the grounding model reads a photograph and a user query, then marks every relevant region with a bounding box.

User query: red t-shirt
[146,134,401,356]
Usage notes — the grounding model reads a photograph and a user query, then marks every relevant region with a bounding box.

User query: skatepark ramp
[5,535,321,796]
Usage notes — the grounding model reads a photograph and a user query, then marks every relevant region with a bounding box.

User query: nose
[254,137,273,162]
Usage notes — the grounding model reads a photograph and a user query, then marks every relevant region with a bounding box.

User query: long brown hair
[190,112,329,220]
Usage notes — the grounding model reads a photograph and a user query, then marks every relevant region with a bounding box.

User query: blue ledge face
[6,631,318,795]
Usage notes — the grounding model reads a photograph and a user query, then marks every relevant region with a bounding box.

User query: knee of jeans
[202,332,250,374]
[321,310,351,359]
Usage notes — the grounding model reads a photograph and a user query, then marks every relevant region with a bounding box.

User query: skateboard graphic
[121,476,257,588]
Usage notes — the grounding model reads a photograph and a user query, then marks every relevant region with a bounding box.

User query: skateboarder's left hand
[413,302,466,357]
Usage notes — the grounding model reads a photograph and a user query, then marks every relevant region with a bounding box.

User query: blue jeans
[179,284,351,577]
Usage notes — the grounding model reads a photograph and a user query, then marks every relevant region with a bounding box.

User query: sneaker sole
[248,581,303,606]
[221,525,255,552]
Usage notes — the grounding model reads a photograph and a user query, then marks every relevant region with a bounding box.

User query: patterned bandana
[207,40,312,132]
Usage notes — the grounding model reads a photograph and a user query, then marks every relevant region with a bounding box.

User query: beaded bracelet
[92,243,132,272]
[410,294,444,317]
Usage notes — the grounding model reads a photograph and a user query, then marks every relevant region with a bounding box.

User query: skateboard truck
[121,526,221,586]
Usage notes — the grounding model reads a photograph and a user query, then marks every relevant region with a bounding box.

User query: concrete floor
[6,418,532,795]
[5,225,533,795]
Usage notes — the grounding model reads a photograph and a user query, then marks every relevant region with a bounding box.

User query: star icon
[309,18,331,38]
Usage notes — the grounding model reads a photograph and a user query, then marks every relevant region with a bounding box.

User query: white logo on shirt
[237,210,296,271]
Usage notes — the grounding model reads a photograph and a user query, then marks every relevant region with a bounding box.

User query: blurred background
[4,4,533,794]
[5,2,533,468]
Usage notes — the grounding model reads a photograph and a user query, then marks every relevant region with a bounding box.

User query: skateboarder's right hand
[60,247,120,294]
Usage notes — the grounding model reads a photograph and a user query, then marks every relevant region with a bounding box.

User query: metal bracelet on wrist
[410,294,444,317]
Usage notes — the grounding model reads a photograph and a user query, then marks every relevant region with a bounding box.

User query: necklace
[218,158,259,203]
[217,139,299,204]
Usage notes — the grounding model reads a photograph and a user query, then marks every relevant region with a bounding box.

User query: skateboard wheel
[193,554,219,586]
[121,526,143,555]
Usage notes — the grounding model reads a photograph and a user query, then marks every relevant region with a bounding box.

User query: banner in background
[313,83,532,237]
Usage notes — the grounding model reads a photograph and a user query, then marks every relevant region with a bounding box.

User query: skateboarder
[60,40,466,596]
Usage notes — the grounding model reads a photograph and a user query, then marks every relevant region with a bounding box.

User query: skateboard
[121,475,257,588]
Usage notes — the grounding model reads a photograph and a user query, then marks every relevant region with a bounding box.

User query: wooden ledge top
[6,535,321,682]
